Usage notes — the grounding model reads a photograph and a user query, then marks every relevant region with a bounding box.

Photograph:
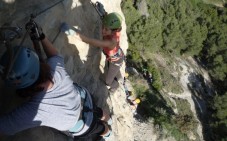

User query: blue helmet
[1,47,40,89]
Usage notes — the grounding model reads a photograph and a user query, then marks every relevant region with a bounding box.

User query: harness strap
[69,83,87,133]
[69,84,89,133]
[68,83,103,138]
[105,47,124,62]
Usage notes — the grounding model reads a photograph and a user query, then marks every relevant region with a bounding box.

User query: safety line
[33,0,65,18]
[1,0,65,79]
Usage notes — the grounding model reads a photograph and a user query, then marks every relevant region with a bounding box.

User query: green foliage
[151,69,162,90]
[145,60,163,90]
[123,0,163,53]
[212,93,227,140]
[123,0,227,83]
[210,55,227,81]
[134,85,189,140]
[126,47,163,91]
[214,97,227,120]
[197,4,227,83]
[121,0,140,33]
[122,0,227,140]
[161,69,183,94]
[127,47,142,63]
[175,99,199,136]
[136,89,172,121]
[164,122,189,141]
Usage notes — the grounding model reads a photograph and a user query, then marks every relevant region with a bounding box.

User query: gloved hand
[60,22,75,36]
[25,20,45,41]
[95,2,107,18]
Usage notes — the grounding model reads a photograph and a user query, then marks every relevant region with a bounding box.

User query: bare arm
[40,37,58,58]
[60,23,116,49]
[73,33,117,50]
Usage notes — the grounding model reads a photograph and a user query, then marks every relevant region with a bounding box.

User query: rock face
[0,0,133,141]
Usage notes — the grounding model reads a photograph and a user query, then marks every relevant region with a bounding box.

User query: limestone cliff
[0,0,134,141]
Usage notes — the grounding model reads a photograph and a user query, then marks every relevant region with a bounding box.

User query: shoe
[100,123,112,140]
[107,117,113,125]
[102,129,112,140]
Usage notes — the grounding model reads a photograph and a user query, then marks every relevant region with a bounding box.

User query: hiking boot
[103,130,112,140]
[101,123,112,140]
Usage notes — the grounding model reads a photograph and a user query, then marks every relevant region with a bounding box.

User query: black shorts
[73,107,105,139]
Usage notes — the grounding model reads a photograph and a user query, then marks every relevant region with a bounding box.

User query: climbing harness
[104,47,124,62]
[90,1,107,19]
[65,83,110,139]
[69,83,94,136]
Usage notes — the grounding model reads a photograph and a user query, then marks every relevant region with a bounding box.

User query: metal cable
[35,0,65,17]
[2,0,65,78]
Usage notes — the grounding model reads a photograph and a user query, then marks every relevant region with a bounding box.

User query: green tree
[212,93,227,140]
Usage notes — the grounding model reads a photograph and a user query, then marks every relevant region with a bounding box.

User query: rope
[18,0,65,45]
[32,0,65,18]
[31,0,65,43]
[52,29,61,43]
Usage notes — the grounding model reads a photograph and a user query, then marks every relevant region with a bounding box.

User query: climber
[126,91,141,114]
[0,21,112,140]
[61,12,125,93]
[142,68,148,78]
[123,72,130,96]
[128,98,141,115]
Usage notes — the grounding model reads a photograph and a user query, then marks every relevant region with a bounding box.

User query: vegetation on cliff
[122,0,227,140]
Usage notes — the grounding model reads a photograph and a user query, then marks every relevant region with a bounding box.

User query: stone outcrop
[0,0,134,141]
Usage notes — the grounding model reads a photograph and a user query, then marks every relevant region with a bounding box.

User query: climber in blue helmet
[0,47,40,89]
[0,21,112,140]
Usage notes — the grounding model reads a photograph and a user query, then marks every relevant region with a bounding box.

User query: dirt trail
[165,57,206,141]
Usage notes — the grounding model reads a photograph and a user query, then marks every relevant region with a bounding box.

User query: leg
[77,119,110,139]
[95,107,112,125]
[115,69,123,84]
[105,62,121,89]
